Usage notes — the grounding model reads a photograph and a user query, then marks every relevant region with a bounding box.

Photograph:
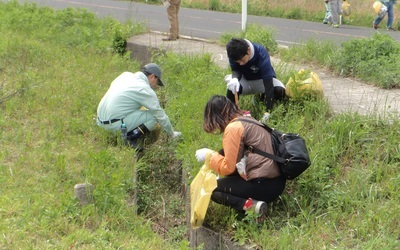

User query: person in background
[373,0,396,31]
[195,95,286,222]
[323,0,332,24]
[162,0,181,41]
[96,63,181,147]
[224,38,286,117]
[329,0,342,28]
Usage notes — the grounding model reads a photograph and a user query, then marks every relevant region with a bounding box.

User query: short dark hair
[226,38,249,61]
[203,95,244,133]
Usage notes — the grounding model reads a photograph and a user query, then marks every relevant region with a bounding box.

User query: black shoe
[127,125,147,141]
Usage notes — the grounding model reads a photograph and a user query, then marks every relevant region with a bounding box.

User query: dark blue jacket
[229,42,276,80]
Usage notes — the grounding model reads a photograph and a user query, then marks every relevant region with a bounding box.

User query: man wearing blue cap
[96,63,182,147]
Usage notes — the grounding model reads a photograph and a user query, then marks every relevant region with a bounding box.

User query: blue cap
[142,63,164,86]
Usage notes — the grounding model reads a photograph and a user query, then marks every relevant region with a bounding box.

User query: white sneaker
[244,198,267,214]
[256,202,268,224]
[254,201,267,214]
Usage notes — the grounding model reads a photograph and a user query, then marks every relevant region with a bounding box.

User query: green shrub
[209,0,220,10]
[220,23,278,55]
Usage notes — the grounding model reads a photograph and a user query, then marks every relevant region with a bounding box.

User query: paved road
[21,0,400,47]
[17,0,400,117]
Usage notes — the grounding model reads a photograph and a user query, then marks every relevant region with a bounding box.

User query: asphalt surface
[21,0,400,47]
[19,0,400,117]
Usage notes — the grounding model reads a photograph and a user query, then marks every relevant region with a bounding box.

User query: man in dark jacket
[225,38,286,114]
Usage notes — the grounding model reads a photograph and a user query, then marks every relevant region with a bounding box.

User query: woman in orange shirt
[195,95,286,220]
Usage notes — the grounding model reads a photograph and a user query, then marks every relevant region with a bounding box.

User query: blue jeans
[374,1,394,29]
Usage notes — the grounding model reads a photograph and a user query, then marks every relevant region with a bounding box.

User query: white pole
[242,0,247,32]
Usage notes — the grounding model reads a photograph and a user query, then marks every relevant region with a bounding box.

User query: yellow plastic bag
[285,69,324,99]
[342,0,351,16]
[373,1,382,14]
[190,155,217,229]
[373,1,387,18]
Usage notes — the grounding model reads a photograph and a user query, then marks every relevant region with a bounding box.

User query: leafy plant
[112,30,128,55]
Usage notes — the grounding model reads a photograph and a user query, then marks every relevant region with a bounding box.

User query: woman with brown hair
[195,95,286,220]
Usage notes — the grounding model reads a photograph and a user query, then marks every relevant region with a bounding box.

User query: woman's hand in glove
[195,148,214,163]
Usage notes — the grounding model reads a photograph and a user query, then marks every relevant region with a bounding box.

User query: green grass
[0,1,183,249]
[278,33,400,89]
[1,1,400,249]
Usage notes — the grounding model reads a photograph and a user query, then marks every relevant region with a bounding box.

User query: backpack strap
[237,117,273,133]
[236,117,287,164]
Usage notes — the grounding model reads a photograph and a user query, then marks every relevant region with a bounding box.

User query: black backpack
[238,118,311,180]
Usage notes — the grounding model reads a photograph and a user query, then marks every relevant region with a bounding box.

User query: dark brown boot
[162,37,177,41]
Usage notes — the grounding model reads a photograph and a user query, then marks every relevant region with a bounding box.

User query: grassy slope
[1,1,400,249]
[0,2,182,249]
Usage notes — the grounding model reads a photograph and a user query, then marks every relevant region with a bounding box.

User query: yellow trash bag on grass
[190,154,217,229]
[285,69,324,99]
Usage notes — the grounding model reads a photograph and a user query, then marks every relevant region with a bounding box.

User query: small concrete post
[74,183,94,206]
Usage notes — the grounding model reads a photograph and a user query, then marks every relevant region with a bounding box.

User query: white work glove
[236,156,248,180]
[224,74,232,84]
[227,77,240,94]
[195,148,214,163]
[172,131,182,139]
